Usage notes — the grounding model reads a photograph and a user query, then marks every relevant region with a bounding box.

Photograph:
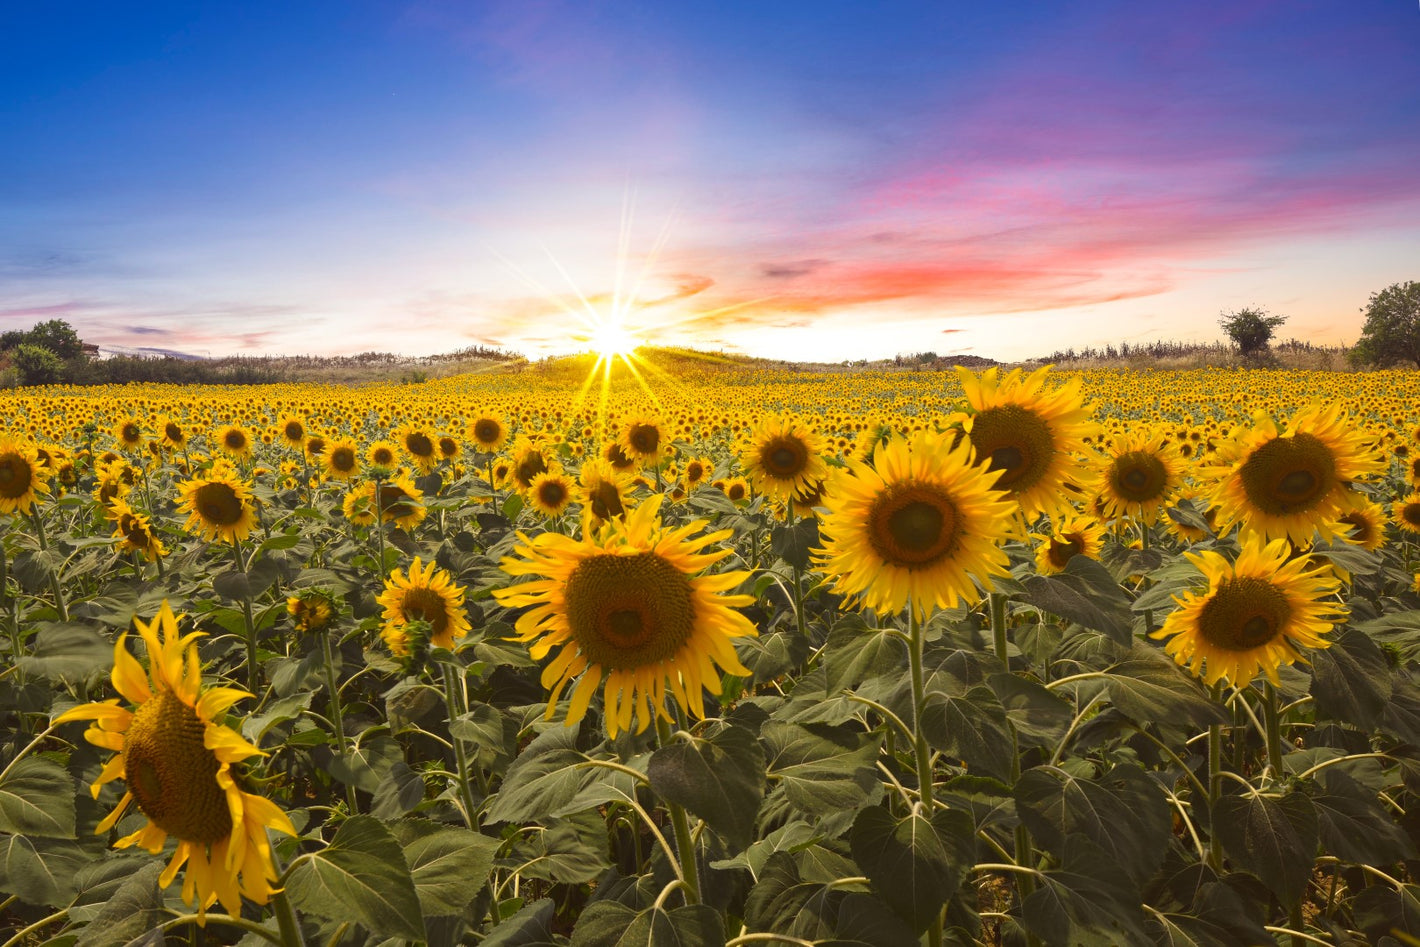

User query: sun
[589,319,641,359]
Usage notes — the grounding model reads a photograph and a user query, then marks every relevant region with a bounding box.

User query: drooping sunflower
[0,437,50,515]
[1032,515,1107,575]
[377,557,472,655]
[579,458,635,528]
[54,602,295,917]
[741,416,829,504]
[1150,535,1346,686]
[108,497,166,560]
[214,425,253,461]
[1096,432,1184,526]
[511,437,550,490]
[529,470,577,518]
[604,441,639,471]
[955,365,1093,520]
[399,425,439,474]
[620,417,665,465]
[816,430,1016,620]
[1207,403,1385,546]
[495,496,756,737]
[176,468,258,543]
[467,414,509,453]
[323,438,361,481]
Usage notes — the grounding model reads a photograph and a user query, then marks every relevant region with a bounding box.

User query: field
[3,358,1420,947]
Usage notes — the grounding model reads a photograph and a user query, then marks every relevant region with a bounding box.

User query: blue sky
[3,1,1418,361]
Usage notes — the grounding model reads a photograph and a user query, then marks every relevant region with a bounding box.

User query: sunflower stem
[907,603,945,947]
[231,539,259,693]
[271,888,305,947]
[1207,682,1225,873]
[320,630,361,815]
[27,508,68,621]
[1263,680,1285,783]
[371,475,388,575]
[655,716,701,905]
[990,591,1039,930]
[441,661,480,829]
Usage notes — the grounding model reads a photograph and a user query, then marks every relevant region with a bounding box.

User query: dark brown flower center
[125,691,233,844]
[968,405,1055,493]
[1197,577,1292,652]
[866,481,960,569]
[564,553,696,670]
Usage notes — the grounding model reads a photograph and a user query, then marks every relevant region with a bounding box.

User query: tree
[13,343,65,386]
[1350,281,1420,368]
[25,319,85,360]
[1219,307,1287,357]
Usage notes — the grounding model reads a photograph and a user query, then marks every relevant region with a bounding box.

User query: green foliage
[1218,306,1287,356]
[12,343,66,386]
[1350,279,1420,367]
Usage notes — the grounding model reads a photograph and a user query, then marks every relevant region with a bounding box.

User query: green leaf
[1101,649,1227,728]
[1020,556,1134,645]
[648,724,765,852]
[480,897,558,947]
[212,568,252,601]
[284,815,425,940]
[1021,837,1147,947]
[1354,883,1420,943]
[849,807,975,932]
[989,672,1073,744]
[328,734,404,793]
[770,517,819,571]
[450,703,512,762]
[1014,763,1171,887]
[12,549,60,593]
[0,834,89,907]
[571,901,725,947]
[761,721,882,815]
[1308,627,1391,730]
[504,815,610,885]
[370,761,426,819]
[823,613,906,693]
[393,822,501,917]
[73,861,166,947]
[0,756,76,838]
[1212,791,1317,906]
[486,728,640,824]
[1311,770,1415,865]
[15,623,113,683]
[919,686,1015,781]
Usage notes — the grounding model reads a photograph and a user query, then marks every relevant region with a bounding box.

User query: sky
[2,1,1419,363]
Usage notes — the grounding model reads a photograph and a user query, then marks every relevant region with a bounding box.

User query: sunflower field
[6,362,1420,947]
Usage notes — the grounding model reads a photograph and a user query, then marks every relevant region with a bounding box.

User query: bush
[1350,280,1420,368]
[1219,307,1287,357]
[12,343,65,385]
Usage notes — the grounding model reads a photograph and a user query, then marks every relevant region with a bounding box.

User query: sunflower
[287,589,336,634]
[1096,432,1184,525]
[1207,403,1384,546]
[511,437,549,490]
[495,495,756,737]
[214,425,253,461]
[604,441,639,471]
[112,418,145,451]
[399,425,439,474]
[529,470,576,518]
[305,433,328,459]
[467,414,508,453]
[375,475,426,529]
[108,497,166,560]
[437,434,461,461]
[377,557,471,655]
[956,365,1093,520]
[0,437,50,515]
[176,468,258,543]
[1032,515,1107,575]
[723,477,749,503]
[1337,491,1387,550]
[276,413,307,448]
[816,431,1016,620]
[741,416,829,503]
[366,440,399,469]
[1394,492,1420,535]
[1150,535,1346,686]
[53,602,295,917]
[156,415,187,450]
[682,456,712,490]
[342,483,377,526]
[579,458,635,528]
[620,417,665,465]
[323,438,361,481]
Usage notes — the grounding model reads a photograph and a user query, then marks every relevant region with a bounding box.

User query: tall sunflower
[0,437,50,515]
[741,416,828,504]
[816,431,1016,620]
[323,438,361,481]
[620,417,665,465]
[1337,491,1387,550]
[579,458,635,528]
[176,468,258,543]
[1150,536,1346,686]
[1096,432,1184,526]
[529,470,576,518]
[276,413,307,449]
[399,425,439,474]
[1207,404,1385,546]
[112,418,145,451]
[215,425,253,462]
[956,365,1093,520]
[54,602,294,917]
[108,496,166,560]
[495,496,756,737]
[377,557,472,655]
[156,415,188,450]
[467,414,509,453]
[1394,492,1420,535]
